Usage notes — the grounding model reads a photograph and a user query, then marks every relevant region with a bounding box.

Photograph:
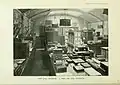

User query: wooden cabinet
[39,26,46,36]
[82,31,93,43]
[35,26,47,49]
[46,31,58,43]
[101,47,108,61]
[14,42,29,59]
[35,36,46,49]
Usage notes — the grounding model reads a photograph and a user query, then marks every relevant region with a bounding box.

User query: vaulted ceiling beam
[88,12,104,21]
[26,9,51,18]
[78,9,104,21]
[48,13,92,23]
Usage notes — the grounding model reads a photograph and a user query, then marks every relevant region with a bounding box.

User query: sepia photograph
[13,8,108,76]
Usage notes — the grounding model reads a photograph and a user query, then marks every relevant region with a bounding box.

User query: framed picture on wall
[60,19,71,26]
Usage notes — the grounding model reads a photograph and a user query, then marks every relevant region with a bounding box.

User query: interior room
[13,8,108,76]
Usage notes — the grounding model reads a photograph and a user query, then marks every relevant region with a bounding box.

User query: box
[72,58,85,65]
[84,67,102,76]
[53,48,63,54]
[66,59,73,63]
[80,62,91,68]
[100,62,108,75]
[56,60,63,66]
[56,65,67,73]
[73,65,84,72]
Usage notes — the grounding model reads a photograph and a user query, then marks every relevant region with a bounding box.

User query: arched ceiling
[19,8,108,23]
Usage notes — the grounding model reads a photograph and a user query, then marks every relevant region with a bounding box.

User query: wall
[22,13,33,37]
[13,9,33,37]
[23,13,29,36]
[104,21,108,35]
[78,17,88,30]
[47,15,88,29]
[33,15,88,35]
[13,9,23,37]
[33,16,46,36]
[47,15,80,27]
[32,14,89,46]
[88,21,108,36]
[13,9,22,25]
[46,15,88,46]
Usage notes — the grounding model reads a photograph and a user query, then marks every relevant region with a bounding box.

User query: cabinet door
[39,26,45,36]
[88,32,93,40]
[101,49,106,58]
[106,50,108,61]
[14,42,29,59]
